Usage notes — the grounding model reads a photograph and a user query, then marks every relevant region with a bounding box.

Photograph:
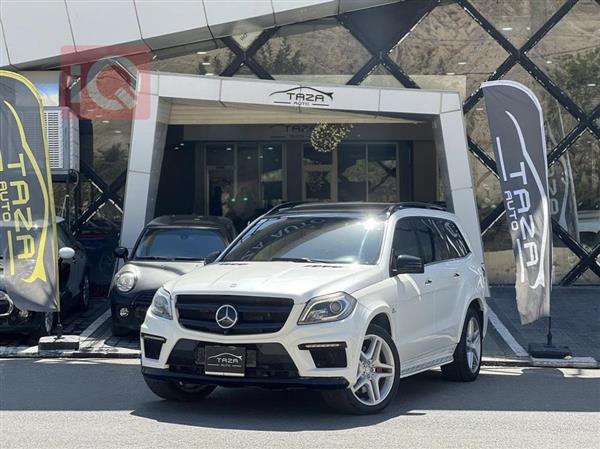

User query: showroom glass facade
[73,0,599,285]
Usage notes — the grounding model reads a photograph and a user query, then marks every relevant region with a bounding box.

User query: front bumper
[0,310,39,333]
[142,366,348,389]
[140,301,372,387]
[110,289,156,331]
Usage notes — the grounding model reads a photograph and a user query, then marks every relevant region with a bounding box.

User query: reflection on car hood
[168,261,384,304]
[121,260,205,292]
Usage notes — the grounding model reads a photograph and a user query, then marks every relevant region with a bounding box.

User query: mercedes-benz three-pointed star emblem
[215,304,238,329]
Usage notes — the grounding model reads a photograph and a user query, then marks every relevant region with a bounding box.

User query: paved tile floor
[488,286,600,360]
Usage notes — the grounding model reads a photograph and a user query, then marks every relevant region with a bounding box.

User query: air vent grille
[44,109,64,169]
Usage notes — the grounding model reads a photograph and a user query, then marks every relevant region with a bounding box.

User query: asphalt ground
[0,358,598,449]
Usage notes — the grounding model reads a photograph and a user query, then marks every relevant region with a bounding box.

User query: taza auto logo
[269,87,333,107]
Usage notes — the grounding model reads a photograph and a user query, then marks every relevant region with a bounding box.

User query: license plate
[204,345,246,377]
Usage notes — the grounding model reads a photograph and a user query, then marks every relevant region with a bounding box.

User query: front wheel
[28,312,56,344]
[321,324,400,415]
[77,275,91,311]
[144,376,216,402]
[441,307,482,382]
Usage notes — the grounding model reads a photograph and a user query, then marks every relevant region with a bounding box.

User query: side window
[442,220,471,258]
[411,218,434,264]
[392,219,421,258]
[426,218,451,262]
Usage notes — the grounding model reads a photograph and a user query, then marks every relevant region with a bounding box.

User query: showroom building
[0,0,598,285]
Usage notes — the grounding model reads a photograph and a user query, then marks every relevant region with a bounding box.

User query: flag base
[528,343,571,359]
[38,335,80,351]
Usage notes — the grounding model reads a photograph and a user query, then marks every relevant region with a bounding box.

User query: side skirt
[399,353,454,378]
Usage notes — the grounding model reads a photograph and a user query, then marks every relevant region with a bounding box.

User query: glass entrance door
[302,142,408,202]
[303,145,336,201]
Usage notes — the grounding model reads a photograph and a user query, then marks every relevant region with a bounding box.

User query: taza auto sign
[0,70,59,312]
[270,86,333,107]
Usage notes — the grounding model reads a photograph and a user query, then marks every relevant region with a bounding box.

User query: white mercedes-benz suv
[140,202,488,414]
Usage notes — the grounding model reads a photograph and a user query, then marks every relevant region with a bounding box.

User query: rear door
[391,218,438,363]
[435,219,471,349]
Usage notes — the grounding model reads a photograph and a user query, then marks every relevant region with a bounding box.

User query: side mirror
[58,247,76,262]
[204,250,221,264]
[114,246,129,260]
[390,254,424,276]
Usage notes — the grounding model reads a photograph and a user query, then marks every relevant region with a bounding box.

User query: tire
[28,312,56,344]
[321,323,400,415]
[77,274,91,311]
[143,376,216,402]
[441,307,482,382]
[111,320,131,337]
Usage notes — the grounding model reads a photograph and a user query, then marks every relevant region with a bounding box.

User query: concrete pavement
[0,358,598,449]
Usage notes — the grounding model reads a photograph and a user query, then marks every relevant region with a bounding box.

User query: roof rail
[264,201,311,216]
[385,201,446,215]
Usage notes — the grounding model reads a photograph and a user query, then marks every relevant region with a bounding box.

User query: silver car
[109,215,235,336]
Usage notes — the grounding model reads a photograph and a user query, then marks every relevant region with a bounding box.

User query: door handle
[425,279,433,285]
[453,272,460,277]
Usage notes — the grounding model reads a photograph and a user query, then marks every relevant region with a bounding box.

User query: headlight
[149,287,172,320]
[115,271,137,293]
[298,292,357,325]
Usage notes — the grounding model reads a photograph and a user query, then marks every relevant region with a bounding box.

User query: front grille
[167,339,299,378]
[132,290,156,322]
[175,294,294,335]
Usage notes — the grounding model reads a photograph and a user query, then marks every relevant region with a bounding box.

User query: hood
[119,260,204,292]
[167,261,384,304]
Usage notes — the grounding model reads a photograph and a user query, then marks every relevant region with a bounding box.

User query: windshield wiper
[134,256,174,261]
[271,257,346,264]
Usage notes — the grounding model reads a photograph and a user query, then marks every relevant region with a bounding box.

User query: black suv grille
[175,294,294,335]
[132,290,156,322]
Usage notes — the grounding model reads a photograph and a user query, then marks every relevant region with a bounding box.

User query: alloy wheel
[82,276,90,308]
[351,334,395,406]
[466,316,481,373]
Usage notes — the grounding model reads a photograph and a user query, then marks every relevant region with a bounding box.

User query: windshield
[133,228,226,261]
[222,215,385,264]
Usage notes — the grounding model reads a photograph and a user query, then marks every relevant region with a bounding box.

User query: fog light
[18,309,29,319]
[119,307,129,318]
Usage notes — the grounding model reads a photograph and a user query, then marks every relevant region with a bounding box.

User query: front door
[390,218,438,364]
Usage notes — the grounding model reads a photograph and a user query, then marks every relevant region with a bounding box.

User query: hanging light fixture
[310,123,354,153]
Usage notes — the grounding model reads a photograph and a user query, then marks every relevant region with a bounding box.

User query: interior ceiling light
[501,27,512,31]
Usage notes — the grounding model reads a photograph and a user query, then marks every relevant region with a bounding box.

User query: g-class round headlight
[298,292,357,325]
[115,271,137,293]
